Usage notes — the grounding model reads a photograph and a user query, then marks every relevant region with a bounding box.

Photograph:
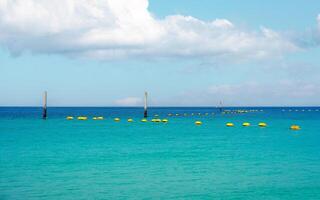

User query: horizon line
[0,105,319,108]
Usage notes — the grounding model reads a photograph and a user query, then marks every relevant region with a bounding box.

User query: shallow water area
[1,107,320,199]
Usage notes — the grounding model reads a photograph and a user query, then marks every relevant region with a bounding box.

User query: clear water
[1,107,320,199]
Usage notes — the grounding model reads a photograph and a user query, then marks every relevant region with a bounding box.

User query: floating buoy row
[67,116,105,120]
[151,119,169,123]
[67,116,169,123]
[222,109,263,115]
[155,110,263,117]
[194,121,300,130]
[165,108,320,116]
[225,122,267,127]
[66,116,300,130]
[193,122,267,127]
[195,121,259,127]
[283,109,319,112]
[167,113,215,117]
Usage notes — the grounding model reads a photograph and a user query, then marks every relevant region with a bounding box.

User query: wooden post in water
[144,92,148,118]
[42,91,47,120]
[219,101,223,113]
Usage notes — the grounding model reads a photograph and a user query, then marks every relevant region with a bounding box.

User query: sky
[0,0,319,106]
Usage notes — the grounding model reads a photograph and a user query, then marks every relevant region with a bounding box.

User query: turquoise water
[1,107,320,199]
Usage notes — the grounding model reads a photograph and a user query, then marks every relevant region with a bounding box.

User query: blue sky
[0,0,319,106]
[150,0,320,29]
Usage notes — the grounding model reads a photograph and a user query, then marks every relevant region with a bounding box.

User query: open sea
[1,107,320,200]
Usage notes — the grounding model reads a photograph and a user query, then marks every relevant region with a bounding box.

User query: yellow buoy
[242,122,250,127]
[77,116,88,120]
[162,119,168,123]
[114,118,120,122]
[258,122,267,127]
[93,116,104,120]
[127,118,133,122]
[66,116,74,120]
[195,121,202,125]
[151,119,161,123]
[141,118,148,122]
[226,123,234,127]
[290,125,301,130]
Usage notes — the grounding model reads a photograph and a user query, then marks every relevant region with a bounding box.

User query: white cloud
[0,0,310,60]
[212,19,234,28]
[114,97,142,106]
[296,13,320,48]
[317,14,320,34]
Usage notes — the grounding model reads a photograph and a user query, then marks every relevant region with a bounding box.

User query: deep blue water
[1,107,320,199]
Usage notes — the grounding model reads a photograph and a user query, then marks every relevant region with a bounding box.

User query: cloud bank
[114,97,142,106]
[0,0,307,60]
[172,81,320,106]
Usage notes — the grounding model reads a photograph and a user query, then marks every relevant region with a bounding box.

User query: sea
[1,107,320,199]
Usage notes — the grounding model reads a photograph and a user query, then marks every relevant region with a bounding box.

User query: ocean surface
[1,107,320,200]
